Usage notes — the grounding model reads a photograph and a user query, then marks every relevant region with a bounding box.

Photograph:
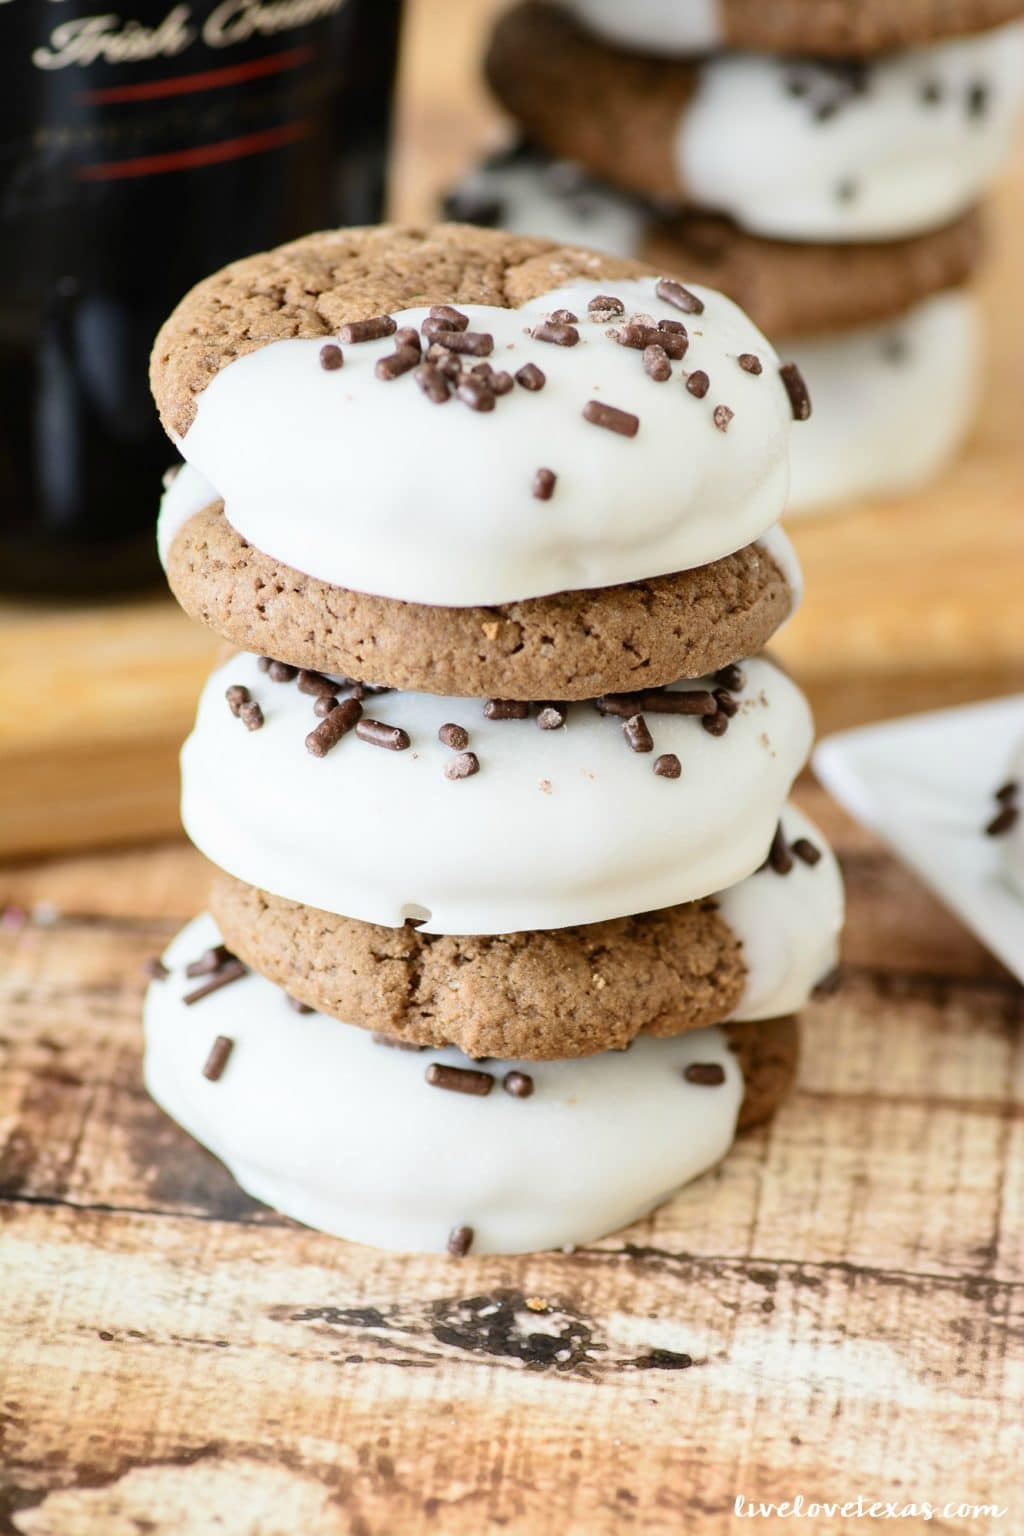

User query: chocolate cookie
[209,871,746,1059]
[622,209,983,340]
[151,222,647,442]
[152,221,803,612]
[446,148,984,338]
[565,0,1024,59]
[207,799,842,1059]
[725,1016,798,1132]
[164,497,796,699]
[486,4,1024,243]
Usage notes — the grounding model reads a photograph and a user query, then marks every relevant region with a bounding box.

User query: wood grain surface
[2,2,1023,1531]
[2,784,1022,1535]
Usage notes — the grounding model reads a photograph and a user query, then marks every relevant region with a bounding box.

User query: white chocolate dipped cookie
[180,652,814,936]
[564,0,1024,57]
[206,800,842,1059]
[487,6,1024,242]
[168,279,795,607]
[443,155,984,515]
[144,914,799,1254]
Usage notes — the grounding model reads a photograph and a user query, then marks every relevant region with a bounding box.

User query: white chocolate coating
[678,23,1024,241]
[181,652,813,934]
[1001,739,1024,901]
[178,278,794,606]
[157,463,803,613]
[156,463,219,567]
[565,0,722,56]
[144,913,745,1254]
[447,155,649,256]
[785,290,981,515]
[722,804,843,1021]
[441,157,980,517]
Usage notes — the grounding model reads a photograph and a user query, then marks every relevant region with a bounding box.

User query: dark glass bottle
[0,0,403,595]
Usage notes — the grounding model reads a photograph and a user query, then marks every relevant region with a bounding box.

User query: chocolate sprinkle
[144,956,169,981]
[515,362,546,391]
[532,320,579,347]
[394,326,421,354]
[305,697,363,758]
[684,1062,725,1086]
[653,753,681,779]
[434,329,494,357]
[643,344,672,382]
[492,371,514,395]
[643,689,716,717]
[225,684,250,717]
[767,822,794,874]
[438,722,470,751]
[426,1062,494,1096]
[686,371,710,399]
[355,719,411,751]
[503,1070,535,1098]
[656,277,704,315]
[429,304,469,331]
[186,944,234,978]
[588,293,624,316]
[313,694,340,718]
[257,656,271,672]
[967,81,989,119]
[319,343,343,371]
[268,661,297,683]
[713,404,734,432]
[444,751,480,781]
[338,315,396,345]
[375,345,420,381]
[738,353,763,375]
[550,308,578,324]
[986,805,1019,837]
[616,322,655,350]
[414,363,451,404]
[537,705,567,731]
[484,699,529,720]
[583,400,639,437]
[624,714,654,754]
[792,837,822,866]
[447,1225,474,1258]
[184,961,247,1007]
[532,467,557,500]
[714,665,745,693]
[780,362,813,420]
[702,711,730,737]
[995,780,1020,803]
[457,377,495,412]
[286,995,314,1015]
[297,669,338,698]
[202,1035,235,1081]
[239,701,264,732]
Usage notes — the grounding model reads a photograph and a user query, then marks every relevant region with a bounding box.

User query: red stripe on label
[78,45,315,104]
[77,119,312,181]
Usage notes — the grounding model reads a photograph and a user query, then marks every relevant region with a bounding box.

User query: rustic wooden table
[1,2,1022,1531]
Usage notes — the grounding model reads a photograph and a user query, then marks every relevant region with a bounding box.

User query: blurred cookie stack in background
[457,0,1024,516]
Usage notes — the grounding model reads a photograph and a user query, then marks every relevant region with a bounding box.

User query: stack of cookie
[480,0,1024,513]
[144,224,843,1255]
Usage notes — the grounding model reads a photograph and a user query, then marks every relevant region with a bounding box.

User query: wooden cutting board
[2,0,1022,859]
[1,783,1021,1534]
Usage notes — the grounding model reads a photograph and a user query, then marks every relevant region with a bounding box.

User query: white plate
[814,695,1024,983]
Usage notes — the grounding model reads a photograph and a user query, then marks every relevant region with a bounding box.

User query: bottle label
[0,0,365,215]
